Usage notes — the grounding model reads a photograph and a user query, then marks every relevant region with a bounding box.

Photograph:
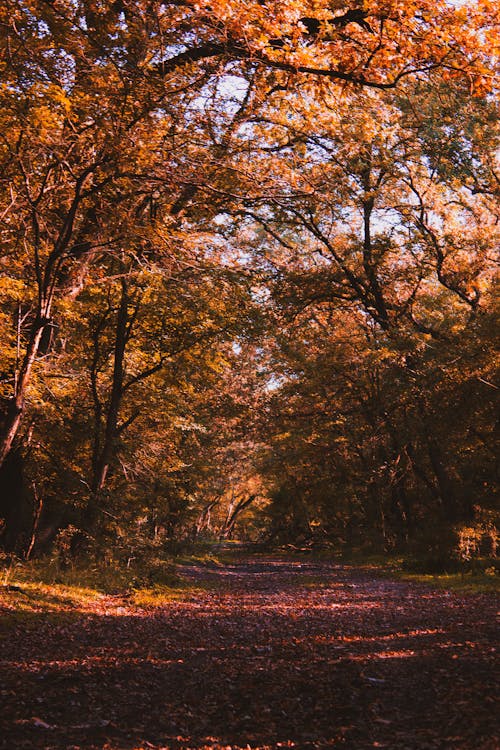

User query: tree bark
[86,279,130,528]
[0,315,51,466]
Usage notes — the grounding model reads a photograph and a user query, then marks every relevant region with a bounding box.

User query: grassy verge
[0,542,254,624]
[336,552,499,594]
[182,544,500,594]
[392,568,499,593]
[251,546,500,594]
[1,553,183,590]
[1,547,497,625]
[0,554,207,624]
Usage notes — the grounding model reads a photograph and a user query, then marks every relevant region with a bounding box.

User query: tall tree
[0,0,497,553]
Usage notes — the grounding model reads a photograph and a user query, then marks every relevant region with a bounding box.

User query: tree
[0,0,497,555]
[1,0,495,464]
[232,78,499,553]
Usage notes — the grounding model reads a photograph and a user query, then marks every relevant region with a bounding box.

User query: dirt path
[1,557,498,749]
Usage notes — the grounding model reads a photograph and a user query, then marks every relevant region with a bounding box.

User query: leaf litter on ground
[0,557,498,749]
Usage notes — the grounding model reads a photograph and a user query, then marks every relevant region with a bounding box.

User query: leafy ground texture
[0,557,498,750]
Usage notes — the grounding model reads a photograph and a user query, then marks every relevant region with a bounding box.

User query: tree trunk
[425,436,459,522]
[0,447,33,552]
[220,494,257,540]
[0,316,50,466]
[0,312,52,551]
[416,397,459,522]
[86,280,130,528]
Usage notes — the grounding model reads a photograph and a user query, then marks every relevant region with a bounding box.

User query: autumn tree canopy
[0,0,498,562]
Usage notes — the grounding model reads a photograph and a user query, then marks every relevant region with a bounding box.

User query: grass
[1,552,184,591]
[187,544,500,594]
[0,544,245,626]
[252,547,500,594]
[337,552,500,594]
[1,547,497,627]
[0,553,206,626]
[394,569,500,593]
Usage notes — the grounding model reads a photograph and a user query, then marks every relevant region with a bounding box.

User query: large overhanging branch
[154,3,472,90]
[156,39,449,91]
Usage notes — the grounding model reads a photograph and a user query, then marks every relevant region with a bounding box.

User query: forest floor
[0,556,498,750]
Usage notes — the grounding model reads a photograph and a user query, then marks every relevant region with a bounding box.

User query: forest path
[0,557,498,749]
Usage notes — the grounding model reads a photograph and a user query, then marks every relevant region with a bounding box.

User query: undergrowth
[0,543,247,623]
[1,545,497,624]
[394,568,500,594]
[338,552,499,593]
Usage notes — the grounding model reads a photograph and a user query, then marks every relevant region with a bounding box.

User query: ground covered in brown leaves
[1,557,498,749]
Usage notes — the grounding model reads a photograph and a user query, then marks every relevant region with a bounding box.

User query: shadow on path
[1,558,498,749]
